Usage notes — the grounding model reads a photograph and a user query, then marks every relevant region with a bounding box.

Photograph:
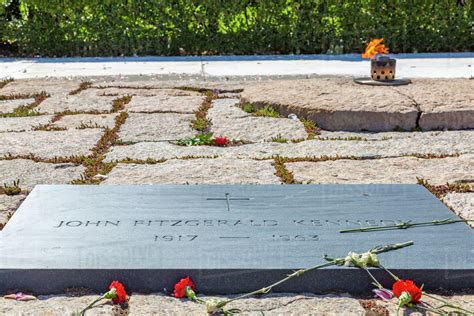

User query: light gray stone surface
[0,295,115,316]
[102,158,281,184]
[0,99,36,114]
[377,293,474,315]
[91,80,246,91]
[118,113,195,142]
[105,131,474,161]
[36,92,115,114]
[209,99,307,142]
[394,79,474,130]
[92,87,201,97]
[0,129,103,158]
[241,78,418,131]
[0,79,80,96]
[126,95,204,113]
[0,116,53,132]
[128,293,364,316]
[53,114,117,129]
[286,155,474,185]
[0,194,26,228]
[0,159,84,190]
[443,193,474,227]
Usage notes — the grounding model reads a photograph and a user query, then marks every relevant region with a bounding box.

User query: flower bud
[398,291,413,307]
[206,299,220,314]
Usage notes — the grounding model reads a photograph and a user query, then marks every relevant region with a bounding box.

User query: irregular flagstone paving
[105,130,474,161]
[0,99,36,114]
[208,99,308,142]
[0,78,472,314]
[443,193,474,228]
[286,154,474,185]
[128,293,365,316]
[0,295,115,316]
[52,113,117,129]
[0,116,53,133]
[102,158,280,185]
[118,113,195,142]
[0,129,103,158]
[0,159,84,190]
[0,195,26,228]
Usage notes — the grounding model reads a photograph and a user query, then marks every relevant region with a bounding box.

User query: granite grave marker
[0,184,472,294]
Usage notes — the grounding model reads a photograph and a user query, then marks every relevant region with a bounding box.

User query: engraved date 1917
[272,234,319,241]
[154,235,198,242]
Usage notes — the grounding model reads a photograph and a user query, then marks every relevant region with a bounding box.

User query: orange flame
[362,38,389,59]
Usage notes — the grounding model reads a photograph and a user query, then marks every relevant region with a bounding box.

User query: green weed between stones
[0,78,14,89]
[254,105,280,118]
[32,123,67,131]
[301,118,320,139]
[69,81,92,95]
[2,180,22,196]
[272,157,300,184]
[191,90,216,132]
[417,178,473,199]
[271,134,289,143]
[112,95,132,112]
[72,112,128,184]
[0,92,49,118]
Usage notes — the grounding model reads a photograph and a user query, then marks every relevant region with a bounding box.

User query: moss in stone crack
[417,178,473,199]
[191,90,216,132]
[242,102,254,113]
[112,95,132,112]
[69,82,92,95]
[2,180,22,196]
[32,123,67,131]
[301,118,320,139]
[0,78,14,90]
[254,105,280,118]
[0,92,49,118]
[271,134,289,143]
[272,157,300,184]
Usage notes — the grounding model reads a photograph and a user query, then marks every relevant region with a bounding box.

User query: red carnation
[214,136,228,146]
[392,279,422,305]
[109,280,127,304]
[174,276,196,298]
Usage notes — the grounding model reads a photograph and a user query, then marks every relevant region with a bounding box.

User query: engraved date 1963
[272,234,319,241]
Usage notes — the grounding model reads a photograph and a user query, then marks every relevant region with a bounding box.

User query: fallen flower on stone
[4,292,36,301]
[372,288,393,301]
[77,280,127,315]
[392,279,422,307]
[214,136,228,146]
[174,276,204,304]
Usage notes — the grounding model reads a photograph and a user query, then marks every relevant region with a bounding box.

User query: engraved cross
[206,193,250,211]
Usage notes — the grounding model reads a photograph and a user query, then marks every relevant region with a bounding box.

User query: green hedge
[1,0,472,56]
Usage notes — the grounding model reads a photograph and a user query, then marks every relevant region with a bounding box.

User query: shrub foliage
[0,0,472,56]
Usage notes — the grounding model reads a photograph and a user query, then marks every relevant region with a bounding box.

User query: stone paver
[286,154,474,185]
[128,293,364,316]
[0,129,103,159]
[0,295,114,316]
[209,99,307,142]
[53,114,117,129]
[118,113,195,142]
[105,131,474,162]
[443,193,474,227]
[102,158,280,184]
[36,91,115,114]
[0,116,53,132]
[376,293,474,315]
[0,79,80,96]
[0,194,26,229]
[0,99,36,114]
[91,80,246,91]
[241,78,418,132]
[126,95,204,113]
[394,79,474,130]
[0,159,84,190]
[92,87,201,97]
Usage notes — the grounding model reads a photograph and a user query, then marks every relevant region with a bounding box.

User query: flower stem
[218,261,336,307]
[339,218,471,233]
[79,296,105,316]
[423,292,474,315]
